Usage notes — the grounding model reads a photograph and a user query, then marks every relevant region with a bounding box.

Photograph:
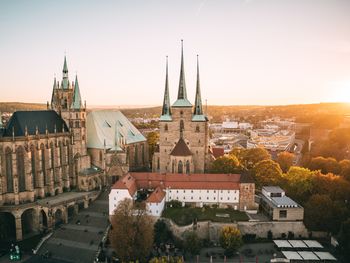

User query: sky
[1,0,350,106]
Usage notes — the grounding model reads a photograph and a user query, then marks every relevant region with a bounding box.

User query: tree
[253,159,283,187]
[184,231,201,256]
[154,219,173,246]
[219,226,243,256]
[304,194,348,234]
[109,199,154,262]
[283,166,315,203]
[147,131,159,159]
[308,156,341,174]
[211,155,241,174]
[242,148,271,169]
[338,218,350,260]
[339,159,350,181]
[276,152,295,173]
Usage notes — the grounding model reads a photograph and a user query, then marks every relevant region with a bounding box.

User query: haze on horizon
[1,0,350,106]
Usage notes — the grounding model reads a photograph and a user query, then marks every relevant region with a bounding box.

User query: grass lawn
[162,206,249,226]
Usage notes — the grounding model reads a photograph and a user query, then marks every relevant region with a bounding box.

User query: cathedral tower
[155,41,212,174]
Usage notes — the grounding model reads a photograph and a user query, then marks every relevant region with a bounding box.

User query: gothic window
[5,147,13,193]
[180,110,183,116]
[16,146,26,192]
[99,151,103,162]
[63,98,67,109]
[134,145,138,165]
[82,121,85,128]
[50,143,57,182]
[180,120,184,132]
[164,124,168,132]
[30,145,37,188]
[141,144,145,164]
[186,160,190,174]
[67,142,71,164]
[75,121,80,128]
[196,125,200,132]
[157,158,160,170]
[178,160,183,174]
[40,144,46,185]
[76,113,78,119]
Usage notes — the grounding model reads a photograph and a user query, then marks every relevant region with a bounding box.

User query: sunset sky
[1,0,350,106]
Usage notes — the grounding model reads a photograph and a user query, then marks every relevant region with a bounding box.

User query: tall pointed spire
[71,75,82,109]
[160,56,172,120]
[193,55,203,115]
[173,40,192,107]
[62,56,69,89]
[50,76,57,108]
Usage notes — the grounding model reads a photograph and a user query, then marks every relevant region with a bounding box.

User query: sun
[327,80,350,103]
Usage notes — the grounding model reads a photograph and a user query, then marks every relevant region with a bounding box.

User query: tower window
[196,125,200,132]
[164,124,168,131]
[180,120,184,132]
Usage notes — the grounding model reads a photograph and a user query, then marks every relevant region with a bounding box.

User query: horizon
[1,0,350,106]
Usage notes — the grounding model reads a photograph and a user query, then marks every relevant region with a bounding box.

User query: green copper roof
[71,75,82,109]
[192,114,207,122]
[193,55,204,116]
[160,115,172,121]
[172,98,192,107]
[173,41,192,107]
[87,110,146,151]
[61,56,69,89]
[161,56,172,119]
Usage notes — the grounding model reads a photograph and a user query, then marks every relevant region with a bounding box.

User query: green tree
[253,159,283,187]
[283,166,315,203]
[304,194,348,234]
[242,148,271,169]
[184,231,201,256]
[219,226,243,256]
[154,219,173,246]
[211,155,241,174]
[276,152,295,173]
[109,199,153,262]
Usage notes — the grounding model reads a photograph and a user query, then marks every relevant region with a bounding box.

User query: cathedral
[153,41,214,174]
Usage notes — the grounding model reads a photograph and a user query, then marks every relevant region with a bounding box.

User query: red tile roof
[170,138,192,156]
[111,172,249,193]
[146,186,166,203]
[112,174,138,196]
[212,147,225,159]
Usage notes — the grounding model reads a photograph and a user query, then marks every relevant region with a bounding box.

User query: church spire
[161,56,172,118]
[173,40,192,107]
[50,76,57,108]
[62,56,69,89]
[193,55,203,115]
[71,75,82,109]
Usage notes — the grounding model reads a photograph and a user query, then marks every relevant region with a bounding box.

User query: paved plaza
[35,190,109,263]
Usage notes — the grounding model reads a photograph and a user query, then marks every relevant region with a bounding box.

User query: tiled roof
[146,186,166,203]
[112,175,138,196]
[112,172,250,192]
[170,138,192,156]
[212,147,225,159]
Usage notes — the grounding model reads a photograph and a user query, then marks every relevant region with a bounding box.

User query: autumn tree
[219,226,243,256]
[241,148,271,169]
[276,152,295,173]
[308,156,341,174]
[211,155,241,174]
[283,166,315,203]
[109,199,154,262]
[253,159,283,187]
[147,131,159,158]
[339,159,350,181]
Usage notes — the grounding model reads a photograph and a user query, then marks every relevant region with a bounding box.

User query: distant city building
[247,130,295,152]
[109,172,256,216]
[260,186,304,221]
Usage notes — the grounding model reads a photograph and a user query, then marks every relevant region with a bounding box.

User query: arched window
[16,146,26,192]
[157,158,160,170]
[59,141,64,166]
[178,160,183,174]
[63,98,67,109]
[186,160,190,174]
[40,144,46,185]
[51,143,57,182]
[180,120,184,132]
[196,125,200,132]
[5,147,13,193]
[99,151,103,162]
[164,124,168,132]
[30,145,37,188]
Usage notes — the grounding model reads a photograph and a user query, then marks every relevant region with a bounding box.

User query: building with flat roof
[260,186,304,221]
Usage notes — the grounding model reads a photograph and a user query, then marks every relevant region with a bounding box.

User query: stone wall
[165,219,308,241]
